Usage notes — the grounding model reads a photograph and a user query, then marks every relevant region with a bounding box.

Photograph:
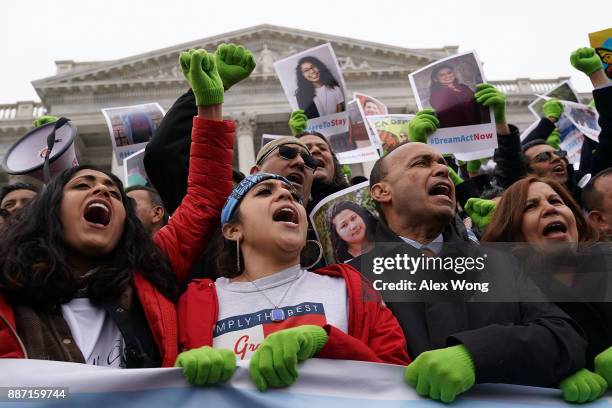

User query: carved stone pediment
[32,24,449,90]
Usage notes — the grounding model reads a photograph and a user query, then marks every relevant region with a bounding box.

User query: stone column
[235,111,257,175]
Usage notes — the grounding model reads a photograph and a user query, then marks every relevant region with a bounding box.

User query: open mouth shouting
[272,205,300,228]
[428,181,453,205]
[541,220,569,240]
[83,199,111,228]
[551,163,566,177]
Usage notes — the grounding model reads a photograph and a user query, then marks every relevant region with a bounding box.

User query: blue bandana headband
[221,173,298,225]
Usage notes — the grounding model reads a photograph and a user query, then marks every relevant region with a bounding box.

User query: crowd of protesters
[0,41,611,404]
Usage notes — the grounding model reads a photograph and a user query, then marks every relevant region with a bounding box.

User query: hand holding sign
[542,99,564,122]
[474,83,506,123]
[179,49,224,106]
[408,109,439,143]
[215,43,256,91]
[175,346,236,385]
[289,109,308,136]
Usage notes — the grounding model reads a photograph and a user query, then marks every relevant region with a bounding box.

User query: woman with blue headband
[175,172,410,391]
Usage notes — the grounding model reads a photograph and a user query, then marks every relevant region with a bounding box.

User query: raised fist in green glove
[474,83,506,123]
[33,115,59,128]
[447,166,464,186]
[595,345,612,387]
[408,109,439,143]
[546,129,561,150]
[249,325,328,392]
[215,43,256,91]
[465,198,497,230]
[559,368,607,403]
[174,346,236,386]
[289,109,308,136]
[570,47,603,76]
[542,99,564,121]
[404,344,475,403]
[179,49,224,106]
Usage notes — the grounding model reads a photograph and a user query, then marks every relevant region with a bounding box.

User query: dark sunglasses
[258,145,319,171]
[531,149,567,163]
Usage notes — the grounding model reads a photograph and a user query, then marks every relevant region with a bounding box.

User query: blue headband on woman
[221,173,297,225]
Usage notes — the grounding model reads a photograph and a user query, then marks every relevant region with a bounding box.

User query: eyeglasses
[258,145,319,171]
[531,150,567,163]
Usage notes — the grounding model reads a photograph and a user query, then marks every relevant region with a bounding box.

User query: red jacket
[0,117,235,367]
[178,263,411,366]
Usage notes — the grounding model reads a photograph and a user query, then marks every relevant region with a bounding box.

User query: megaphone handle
[43,117,70,184]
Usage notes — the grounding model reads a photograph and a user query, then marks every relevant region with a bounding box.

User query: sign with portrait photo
[366,114,414,156]
[408,51,497,155]
[123,148,151,188]
[527,80,580,120]
[560,100,601,143]
[309,181,378,265]
[589,28,612,79]
[336,100,380,164]
[101,103,165,163]
[274,44,354,157]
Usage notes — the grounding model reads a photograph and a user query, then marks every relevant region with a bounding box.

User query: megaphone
[2,119,79,182]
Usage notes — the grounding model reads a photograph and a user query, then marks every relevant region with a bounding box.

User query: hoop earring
[236,239,241,273]
[302,240,323,270]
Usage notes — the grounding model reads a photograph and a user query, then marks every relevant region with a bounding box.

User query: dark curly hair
[295,56,341,119]
[0,165,177,308]
[326,201,377,263]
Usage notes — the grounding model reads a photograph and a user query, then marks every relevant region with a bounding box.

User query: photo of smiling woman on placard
[295,56,345,119]
[326,201,376,263]
[274,43,347,121]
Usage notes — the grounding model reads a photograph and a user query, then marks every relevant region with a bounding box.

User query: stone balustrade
[0,101,47,121]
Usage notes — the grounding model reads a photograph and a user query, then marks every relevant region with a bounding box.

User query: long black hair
[295,56,341,118]
[0,165,177,308]
[326,201,377,263]
[429,64,460,95]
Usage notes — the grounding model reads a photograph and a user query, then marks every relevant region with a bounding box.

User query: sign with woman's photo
[101,103,165,162]
[309,181,378,265]
[274,43,354,158]
[527,80,580,120]
[366,114,413,156]
[408,51,497,154]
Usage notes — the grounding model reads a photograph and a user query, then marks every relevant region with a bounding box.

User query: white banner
[1,358,607,407]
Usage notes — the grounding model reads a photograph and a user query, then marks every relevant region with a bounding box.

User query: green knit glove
[448,166,464,186]
[467,159,482,174]
[474,83,506,123]
[215,43,256,91]
[595,345,612,387]
[559,369,607,403]
[404,345,475,403]
[179,49,224,106]
[465,198,496,229]
[174,346,236,386]
[408,109,439,143]
[546,129,562,150]
[33,115,59,128]
[542,99,564,121]
[249,325,328,392]
[570,47,604,76]
[289,109,308,136]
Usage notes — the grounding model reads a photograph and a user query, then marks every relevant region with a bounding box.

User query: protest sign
[366,114,413,156]
[123,148,150,187]
[528,80,580,119]
[101,103,165,163]
[409,51,497,155]
[560,100,600,142]
[275,44,359,160]
[309,181,378,265]
[589,28,612,79]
